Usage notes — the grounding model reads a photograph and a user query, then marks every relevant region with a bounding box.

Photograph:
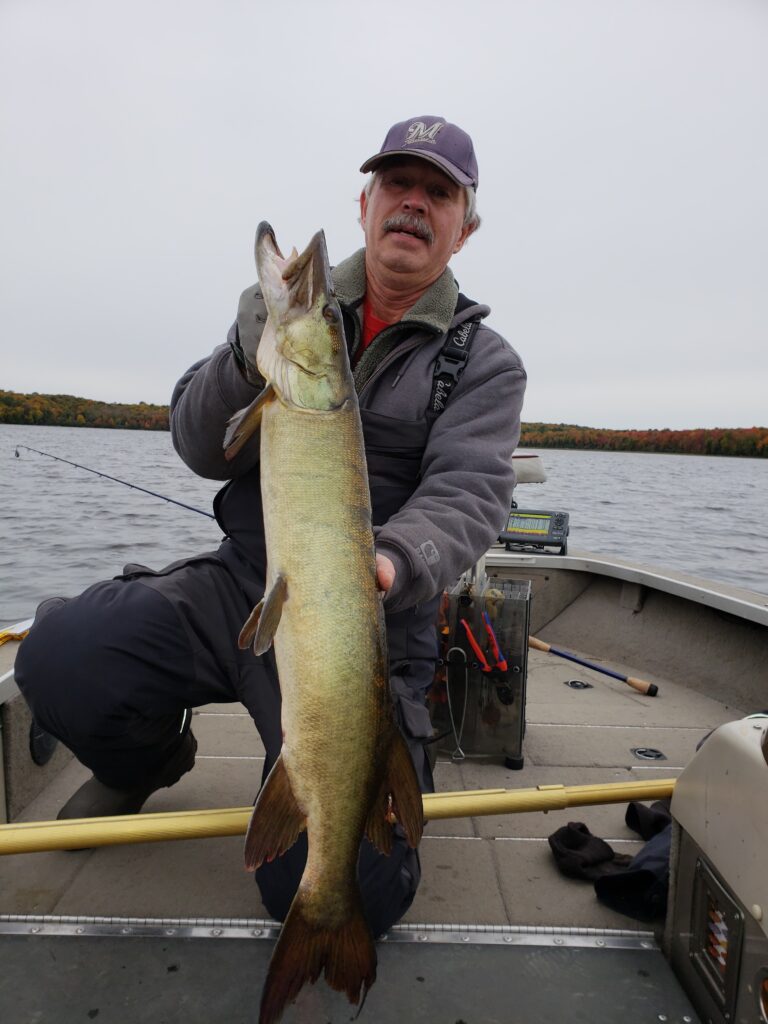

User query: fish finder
[498,508,569,555]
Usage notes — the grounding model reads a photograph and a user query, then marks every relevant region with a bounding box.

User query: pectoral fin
[223,382,274,460]
[244,753,306,871]
[237,598,264,650]
[239,574,286,655]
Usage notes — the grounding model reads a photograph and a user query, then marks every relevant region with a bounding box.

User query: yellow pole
[423,778,676,820]
[0,778,676,856]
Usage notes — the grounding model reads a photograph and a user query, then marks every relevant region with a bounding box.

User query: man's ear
[453,221,476,255]
[359,188,368,229]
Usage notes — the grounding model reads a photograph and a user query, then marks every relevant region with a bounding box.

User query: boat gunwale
[487,549,768,627]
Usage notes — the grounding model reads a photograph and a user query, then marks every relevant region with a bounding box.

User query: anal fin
[244,753,306,871]
[364,728,424,853]
[364,778,395,856]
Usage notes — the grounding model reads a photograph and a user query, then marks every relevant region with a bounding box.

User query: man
[16,115,526,935]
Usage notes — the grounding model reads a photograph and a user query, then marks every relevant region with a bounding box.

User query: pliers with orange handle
[459,613,508,674]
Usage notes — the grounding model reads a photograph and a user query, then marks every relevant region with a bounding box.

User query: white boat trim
[487,549,768,627]
[0,618,32,704]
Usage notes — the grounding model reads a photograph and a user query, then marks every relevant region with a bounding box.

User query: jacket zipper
[358,328,441,403]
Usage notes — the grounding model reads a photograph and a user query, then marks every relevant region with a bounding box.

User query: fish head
[255,222,350,411]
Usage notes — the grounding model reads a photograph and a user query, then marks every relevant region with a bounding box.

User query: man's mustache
[382,214,434,245]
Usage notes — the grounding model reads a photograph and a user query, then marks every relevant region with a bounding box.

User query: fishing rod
[14,445,216,520]
[528,635,658,696]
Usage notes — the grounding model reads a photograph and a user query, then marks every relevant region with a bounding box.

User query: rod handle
[528,636,550,653]
[625,675,659,697]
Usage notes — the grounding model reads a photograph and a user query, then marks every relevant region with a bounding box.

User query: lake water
[2,423,768,625]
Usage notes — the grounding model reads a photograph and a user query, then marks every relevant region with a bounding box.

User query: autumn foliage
[520,422,768,458]
[0,391,169,431]
[2,391,766,457]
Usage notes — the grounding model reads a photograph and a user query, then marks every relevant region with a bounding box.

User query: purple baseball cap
[360,116,479,190]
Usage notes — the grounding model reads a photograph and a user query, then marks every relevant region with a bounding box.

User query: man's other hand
[236,286,268,386]
[375,553,396,594]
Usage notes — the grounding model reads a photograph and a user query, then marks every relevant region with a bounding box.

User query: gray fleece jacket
[170,249,527,613]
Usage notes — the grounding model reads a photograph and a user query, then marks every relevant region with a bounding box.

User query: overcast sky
[1,0,766,430]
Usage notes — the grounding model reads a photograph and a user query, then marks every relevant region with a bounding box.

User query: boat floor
[0,928,698,1024]
[0,647,741,933]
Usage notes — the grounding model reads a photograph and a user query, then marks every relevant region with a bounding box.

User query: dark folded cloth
[548,822,633,881]
[594,824,671,922]
[548,806,673,922]
[625,798,672,841]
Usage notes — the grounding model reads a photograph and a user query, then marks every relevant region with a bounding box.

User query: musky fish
[224,223,423,1024]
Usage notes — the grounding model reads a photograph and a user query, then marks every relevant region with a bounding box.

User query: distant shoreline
[2,389,767,458]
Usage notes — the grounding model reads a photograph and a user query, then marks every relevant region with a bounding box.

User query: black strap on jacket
[427,292,482,420]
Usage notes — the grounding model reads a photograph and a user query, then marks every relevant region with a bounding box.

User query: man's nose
[401,186,428,214]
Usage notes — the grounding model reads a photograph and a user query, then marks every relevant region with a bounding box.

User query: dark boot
[57,728,198,819]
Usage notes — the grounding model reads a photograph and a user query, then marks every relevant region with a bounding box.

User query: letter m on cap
[405,121,444,145]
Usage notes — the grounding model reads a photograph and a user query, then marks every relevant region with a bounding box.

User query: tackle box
[429,578,531,769]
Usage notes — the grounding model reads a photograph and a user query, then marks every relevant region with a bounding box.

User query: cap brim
[359,149,476,188]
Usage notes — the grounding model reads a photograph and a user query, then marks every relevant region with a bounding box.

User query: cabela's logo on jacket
[404,121,444,146]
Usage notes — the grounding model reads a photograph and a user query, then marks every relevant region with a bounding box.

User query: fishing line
[13,445,216,519]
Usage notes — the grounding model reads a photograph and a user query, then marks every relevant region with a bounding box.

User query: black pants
[15,557,424,934]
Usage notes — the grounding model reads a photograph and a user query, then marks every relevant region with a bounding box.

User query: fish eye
[322,304,339,324]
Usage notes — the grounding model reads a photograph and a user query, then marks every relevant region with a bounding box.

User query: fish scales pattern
[224,224,423,1024]
[261,400,390,899]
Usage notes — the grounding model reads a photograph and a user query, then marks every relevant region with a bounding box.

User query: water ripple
[3,425,768,622]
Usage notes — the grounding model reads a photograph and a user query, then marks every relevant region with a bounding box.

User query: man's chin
[370,240,429,275]
[377,254,425,275]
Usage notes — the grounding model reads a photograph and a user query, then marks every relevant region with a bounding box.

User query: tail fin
[259,893,376,1024]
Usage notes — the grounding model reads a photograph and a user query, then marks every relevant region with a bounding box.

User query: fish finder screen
[506,514,551,535]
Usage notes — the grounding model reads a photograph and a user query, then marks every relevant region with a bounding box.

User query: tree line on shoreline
[2,389,767,458]
[1,390,169,431]
[521,421,768,458]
